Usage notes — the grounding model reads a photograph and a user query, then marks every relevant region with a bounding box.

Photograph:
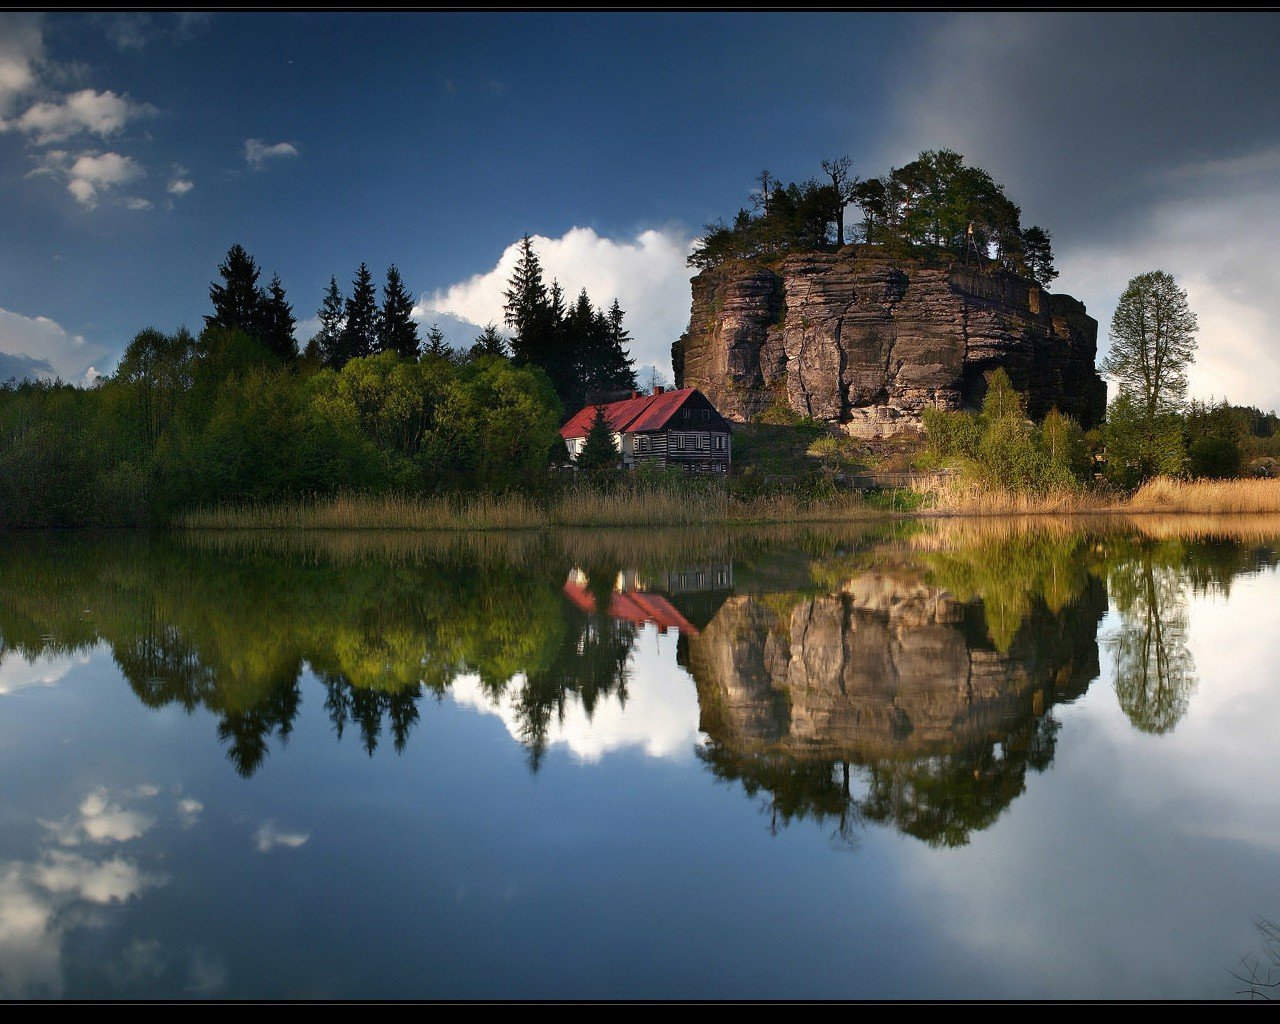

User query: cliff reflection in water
[1,523,1277,845]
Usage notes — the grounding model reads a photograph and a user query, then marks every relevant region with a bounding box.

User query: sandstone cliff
[673,247,1106,436]
[682,565,1104,762]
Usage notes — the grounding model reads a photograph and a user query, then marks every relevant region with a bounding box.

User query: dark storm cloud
[879,12,1280,409]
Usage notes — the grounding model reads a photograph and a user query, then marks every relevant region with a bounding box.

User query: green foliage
[501,237,636,411]
[1102,391,1186,489]
[924,369,1086,493]
[1184,399,1243,479]
[690,149,1051,281]
[0,321,563,526]
[575,405,620,473]
[1102,270,1198,419]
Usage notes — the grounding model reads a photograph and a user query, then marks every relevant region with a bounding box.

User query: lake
[1,518,1278,999]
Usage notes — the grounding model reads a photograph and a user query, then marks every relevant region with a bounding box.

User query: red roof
[562,579,700,635]
[560,387,704,440]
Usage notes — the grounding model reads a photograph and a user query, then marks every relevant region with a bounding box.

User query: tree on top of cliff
[689,150,1055,285]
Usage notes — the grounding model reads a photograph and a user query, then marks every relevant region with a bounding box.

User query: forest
[0,240,638,527]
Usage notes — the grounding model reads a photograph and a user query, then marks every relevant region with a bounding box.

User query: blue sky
[5,12,1280,406]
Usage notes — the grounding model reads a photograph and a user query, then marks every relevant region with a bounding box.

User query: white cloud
[0,13,43,117]
[31,149,146,209]
[243,138,298,169]
[166,176,193,196]
[0,650,91,695]
[32,851,153,905]
[42,787,155,847]
[450,626,702,762]
[0,303,107,382]
[254,821,309,853]
[1059,188,1280,410]
[4,88,155,144]
[418,227,695,376]
[177,798,203,829]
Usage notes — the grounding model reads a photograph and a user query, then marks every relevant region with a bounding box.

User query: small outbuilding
[560,386,732,473]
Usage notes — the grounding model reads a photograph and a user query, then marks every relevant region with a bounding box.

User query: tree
[260,274,297,362]
[575,406,619,473]
[820,155,859,246]
[1103,391,1186,488]
[1102,270,1198,420]
[205,244,266,337]
[308,277,346,367]
[423,322,451,360]
[469,323,509,360]
[1022,226,1057,287]
[1185,399,1243,479]
[337,262,379,366]
[503,235,551,365]
[378,264,420,360]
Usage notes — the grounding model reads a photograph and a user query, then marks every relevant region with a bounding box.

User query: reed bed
[1125,476,1280,514]
[178,485,883,533]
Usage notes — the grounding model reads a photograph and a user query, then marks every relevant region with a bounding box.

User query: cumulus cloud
[0,649,92,695]
[0,13,43,117]
[0,304,106,383]
[880,12,1280,410]
[166,176,193,196]
[41,787,155,847]
[30,148,146,208]
[418,227,695,375]
[254,821,309,853]
[244,138,298,169]
[4,88,155,144]
[450,626,701,762]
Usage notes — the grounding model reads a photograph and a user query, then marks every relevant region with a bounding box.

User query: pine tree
[1022,226,1058,287]
[423,322,452,360]
[378,264,420,359]
[205,243,267,338]
[576,405,619,473]
[309,277,346,367]
[260,274,297,361]
[469,323,509,360]
[603,300,637,389]
[337,262,379,365]
[503,234,551,365]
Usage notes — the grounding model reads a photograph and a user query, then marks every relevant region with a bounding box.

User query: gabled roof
[560,387,717,440]
[562,579,699,636]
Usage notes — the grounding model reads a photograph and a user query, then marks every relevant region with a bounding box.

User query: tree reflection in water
[0,524,1273,841]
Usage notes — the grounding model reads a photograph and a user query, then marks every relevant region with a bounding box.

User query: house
[559,386,732,473]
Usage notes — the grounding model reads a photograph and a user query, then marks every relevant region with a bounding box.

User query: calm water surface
[1,519,1279,999]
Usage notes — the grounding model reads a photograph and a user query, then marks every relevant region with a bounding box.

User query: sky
[4,12,1280,407]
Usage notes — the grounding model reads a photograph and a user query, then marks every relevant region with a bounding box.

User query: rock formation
[673,246,1107,436]
[681,564,1104,763]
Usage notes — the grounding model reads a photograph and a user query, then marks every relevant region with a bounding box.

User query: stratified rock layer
[683,566,1105,761]
[674,247,1106,435]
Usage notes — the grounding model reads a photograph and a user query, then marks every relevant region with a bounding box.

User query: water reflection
[0,522,1277,849]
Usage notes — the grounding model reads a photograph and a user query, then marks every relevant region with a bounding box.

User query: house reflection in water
[562,564,733,637]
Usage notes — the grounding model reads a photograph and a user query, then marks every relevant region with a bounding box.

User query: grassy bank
[178,484,889,531]
[176,476,1280,533]
[921,475,1280,518]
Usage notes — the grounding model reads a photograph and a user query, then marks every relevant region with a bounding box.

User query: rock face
[682,566,1104,762]
[673,247,1106,436]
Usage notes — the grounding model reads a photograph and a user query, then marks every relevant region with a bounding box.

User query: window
[699,434,708,449]
[702,409,710,421]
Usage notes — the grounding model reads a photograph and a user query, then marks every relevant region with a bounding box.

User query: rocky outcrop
[673,247,1106,436]
[683,566,1104,762]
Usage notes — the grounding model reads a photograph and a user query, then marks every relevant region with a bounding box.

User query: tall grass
[1125,476,1280,514]
[179,483,882,532]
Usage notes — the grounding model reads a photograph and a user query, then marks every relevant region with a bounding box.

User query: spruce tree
[576,405,619,473]
[310,277,346,367]
[378,264,420,360]
[337,262,379,365]
[503,235,551,365]
[1022,226,1057,287]
[206,243,267,338]
[261,274,297,361]
[423,322,451,360]
[603,300,637,389]
[469,323,509,360]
